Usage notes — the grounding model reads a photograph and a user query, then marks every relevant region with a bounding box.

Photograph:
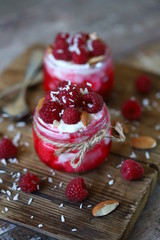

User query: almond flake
[131,136,157,150]
[81,111,90,127]
[88,55,105,65]
[92,200,119,217]
[37,97,45,114]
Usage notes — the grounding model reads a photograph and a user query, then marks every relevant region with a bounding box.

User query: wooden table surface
[0,1,160,239]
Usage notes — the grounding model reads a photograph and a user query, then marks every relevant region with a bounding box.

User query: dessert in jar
[33,81,112,173]
[43,32,114,99]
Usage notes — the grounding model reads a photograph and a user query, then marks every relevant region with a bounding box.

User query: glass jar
[32,104,112,173]
[43,47,114,100]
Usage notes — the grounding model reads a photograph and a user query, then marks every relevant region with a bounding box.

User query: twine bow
[33,120,125,169]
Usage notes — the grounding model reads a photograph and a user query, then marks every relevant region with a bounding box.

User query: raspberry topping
[122,99,142,121]
[121,159,144,181]
[19,173,39,193]
[39,101,63,123]
[0,138,17,159]
[52,31,106,63]
[62,107,80,124]
[53,40,71,61]
[77,83,93,95]
[65,178,88,201]
[58,83,80,108]
[136,75,152,94]
[90,39,106,57]
[72,46,89,64]
[55,32,69,44]
[82,92,103,113]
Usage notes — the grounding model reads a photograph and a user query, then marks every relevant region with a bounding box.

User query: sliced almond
[89,32,99,40]
[131,136,157,150]
[47,45,53,53]
[88,55,105,65]
[37,97,45,114]
[53,120,60,127]
[81,111,90,126]
[92,200,119,217]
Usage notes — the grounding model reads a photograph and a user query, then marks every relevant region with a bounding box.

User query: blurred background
[0,0,160,72]
[0,1,160,239]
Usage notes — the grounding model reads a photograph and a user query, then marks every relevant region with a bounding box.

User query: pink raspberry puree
[43,48,114,99]
[33,104,112,173]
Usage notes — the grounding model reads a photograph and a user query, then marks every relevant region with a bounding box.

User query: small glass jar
[43,47,114,99]
[32,104,112,173]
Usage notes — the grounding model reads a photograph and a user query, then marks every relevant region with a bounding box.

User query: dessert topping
[122,99,142,121]
[0,138,17,160]
[52,32,106,63]
[90,39,106,57]
[39,101,63,123]
[92,200,119,217]
[53,39,71,61]
[62,107,80,124]
[58,83,80,108]
[65,178,88,202]
[82,92,103,113]
[19,173,39,193]
[39,82,104,127]
[121,159,144,181]
[80,111,90,126]
[72,46,89,64]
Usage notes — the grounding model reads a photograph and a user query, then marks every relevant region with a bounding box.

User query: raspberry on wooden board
[65,178,88,202]
[0,138,17,159]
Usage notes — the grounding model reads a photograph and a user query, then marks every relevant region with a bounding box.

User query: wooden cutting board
[0,44,159,240]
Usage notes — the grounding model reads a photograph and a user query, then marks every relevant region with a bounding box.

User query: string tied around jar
[33,118,126,169]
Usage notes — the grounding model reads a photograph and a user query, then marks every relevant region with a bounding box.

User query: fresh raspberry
[77,83,93,95]
[44,90,59,103]
[121,159,144,181]
[19,173,39,193]
[58,83,81,108]
[122,99,142,121]
[0,138,17,160]
[136,75,152,94]
[53,39,71,61]
[78,32,89,41]
[71,35,86,46]
[39,101,63,123]
[72,46,89,64]
[82,92,103,113]
[55,32,70,44]
[65,178,88,202]
[44,91,52,102]
[62,107,80,124]
[90,39,106,57]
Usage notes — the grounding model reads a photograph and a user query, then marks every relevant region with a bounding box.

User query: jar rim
[44,48,111,72]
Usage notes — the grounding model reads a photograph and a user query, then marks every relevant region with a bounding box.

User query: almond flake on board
[81,111,90,127]
[130,136,157,150]
[92,200,119,217]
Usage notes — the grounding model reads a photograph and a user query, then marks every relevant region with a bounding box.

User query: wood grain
[0,45,159,239]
